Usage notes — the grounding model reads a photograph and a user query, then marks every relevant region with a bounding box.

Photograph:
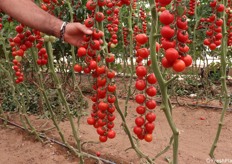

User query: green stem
[123,3,135,117]
[66,1,79,90]
[1,31,45,146]
[30,47,67,145]
[119,11,130,92]
[0,63,28,129]
[1,38,11,71]
[0,65,7,125]
[20,84,43,142]
[114,92,153,163]
[209,0,230,158]
[0,46,7,123]
[153,135,174,161]
[192,0,199,65]
[1,38,27,128]
[45,41,83,159]
[65,3,85,163]
[148,1,179,164]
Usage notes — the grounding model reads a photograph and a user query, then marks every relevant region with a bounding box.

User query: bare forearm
[0,0,62,37]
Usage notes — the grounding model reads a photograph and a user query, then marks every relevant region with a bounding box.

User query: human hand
[64,22,92,47]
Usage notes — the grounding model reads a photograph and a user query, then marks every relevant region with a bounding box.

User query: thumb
[76,23,92,35]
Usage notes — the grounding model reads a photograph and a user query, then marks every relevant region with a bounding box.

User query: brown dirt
[0,127,78,164]
[1,76,232,164]
[1,97,232,164]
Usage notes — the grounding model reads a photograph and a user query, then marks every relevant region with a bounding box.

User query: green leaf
[177,6,185,16]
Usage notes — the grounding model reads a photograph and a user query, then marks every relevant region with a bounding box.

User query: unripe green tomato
[49,36,56,42]
[44,35,50,42]
[110,43,117,48]
[15,56,22,62]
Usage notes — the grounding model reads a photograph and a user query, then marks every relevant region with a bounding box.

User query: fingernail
[87,30,92,34]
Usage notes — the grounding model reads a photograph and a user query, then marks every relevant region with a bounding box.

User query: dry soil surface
[0,97,232,164]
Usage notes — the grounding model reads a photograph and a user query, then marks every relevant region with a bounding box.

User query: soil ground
[0,76,232,164]
[1,98,232,164]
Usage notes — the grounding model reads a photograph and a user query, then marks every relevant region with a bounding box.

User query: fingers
[76,22,93,35]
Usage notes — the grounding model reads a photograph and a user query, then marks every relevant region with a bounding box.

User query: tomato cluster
[132,10,148,47]
[10,24,27,84]
[122,27,129,47]
[202,0,224,51]
[160,2,192,73]
[105,0,120,48]
[41,0,82,21]
[226,0,232,47]
[154,0,171,12]
[82,0,135,143]
[140,8,147,34]
[133,25,140,44]
[80,0,121,142]
[12,58,24,84]
[37,47,48,66]
[41,0,62,12]
[187,0,196,16]
[134,33,157,142]
[87,66,117,142]
[9,24,48,83]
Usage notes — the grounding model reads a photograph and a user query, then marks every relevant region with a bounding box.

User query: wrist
[59,22,68,42]
[52,20,63,38]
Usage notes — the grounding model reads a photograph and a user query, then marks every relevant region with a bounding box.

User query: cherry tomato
[144,134,153,142]
[135,116,145,127]
[74,64,82,72]
[135,94,146,104]
[159,10,174,25]
[172,59,186,72]
[135,33,148,45]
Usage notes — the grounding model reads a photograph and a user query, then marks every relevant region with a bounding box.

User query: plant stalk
[148,1,179,163]
[209,0,230,158]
